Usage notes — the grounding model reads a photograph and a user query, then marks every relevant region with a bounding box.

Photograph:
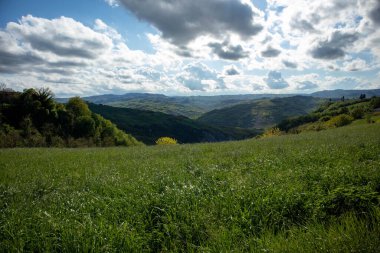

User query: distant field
[1,123,380,252]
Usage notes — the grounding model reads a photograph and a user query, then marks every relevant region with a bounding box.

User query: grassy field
[1,123,380,252]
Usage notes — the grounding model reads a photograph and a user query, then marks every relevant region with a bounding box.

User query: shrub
[327,114,354,127]
[350,107,365,119]
[366,114,374,124]
[370,97,380,109]
[261,127,283,138]
[156,137,177,145]
[316,186,378,219]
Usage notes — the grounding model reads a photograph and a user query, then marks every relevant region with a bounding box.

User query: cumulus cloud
[264,71,289,89]
[290,18,319,33]
[296,81,318,90]
[105,0,119,7]
[118,0,264,45]
[261,46,281,57]
[324,76,363,90]
[177,63,225,91]
[282,60,297,68]
[343,59,369,71]
[7,15,112,59]
[209,41,248,60]
[369,0,380,25]
[223,65,240,76]
[310,31,359,60]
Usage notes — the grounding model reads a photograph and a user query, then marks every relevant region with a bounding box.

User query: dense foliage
[0,123,379,251]
[276,97,380,132]
[0,87,141,147]
[88,103,259,144]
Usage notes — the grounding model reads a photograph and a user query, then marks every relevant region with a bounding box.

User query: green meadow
[1,123,380,252]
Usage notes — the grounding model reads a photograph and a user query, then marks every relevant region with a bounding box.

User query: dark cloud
[38,76,79,84]
[264,71,289,89]
[175,46,193,58]
[310,31,359,60]
[224,66,240,75]
[291,19,318,33]
[369,0,380,25]
[209,42,248,60]
[261,46,281,57]
[282,60,297,68]
[0,50,44,73]
[25,35,105,59]
[48,61,88,68]
[119,0,263,45]
[297,81,318,90]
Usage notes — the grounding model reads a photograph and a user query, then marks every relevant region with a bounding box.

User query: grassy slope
[88,103,258,145]
[1,123,380,252]
[197,96,322,129]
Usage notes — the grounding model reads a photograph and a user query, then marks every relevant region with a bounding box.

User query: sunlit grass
[1,123,380,252]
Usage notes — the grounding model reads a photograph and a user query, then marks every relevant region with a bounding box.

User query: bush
[73,116,96,138]
[327,114,354,127]
[366,114,374,124]
[370,97,380,109]
[156,137,178,145]
[261,127,283,138]
[350,107,365,119]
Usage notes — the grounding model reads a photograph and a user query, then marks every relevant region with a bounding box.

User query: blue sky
[0,0,379,97]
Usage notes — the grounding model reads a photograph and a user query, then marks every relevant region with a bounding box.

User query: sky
[0,0,379,97]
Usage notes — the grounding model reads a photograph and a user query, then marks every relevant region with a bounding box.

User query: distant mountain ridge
[57,89,380,118]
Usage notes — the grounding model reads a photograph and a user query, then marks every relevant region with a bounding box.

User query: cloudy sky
[0,0,379,97]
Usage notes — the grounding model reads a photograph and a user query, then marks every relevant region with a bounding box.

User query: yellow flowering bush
[155,137,178,145]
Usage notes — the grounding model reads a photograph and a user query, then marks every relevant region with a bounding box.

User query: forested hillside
[58,93,295,118]
[197,96,322,129]
[276,96,380,133]
[88,103,258,144]
[0,88,140,147]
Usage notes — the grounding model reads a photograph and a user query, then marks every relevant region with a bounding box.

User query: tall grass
[1,124,380,252]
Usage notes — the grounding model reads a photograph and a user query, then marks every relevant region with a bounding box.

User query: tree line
[0,86,141,147]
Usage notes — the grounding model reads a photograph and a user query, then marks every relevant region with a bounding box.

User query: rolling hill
[197,96,322,129]
[88,103,259,144]
[59,93,296,118]
[57,89,380,118]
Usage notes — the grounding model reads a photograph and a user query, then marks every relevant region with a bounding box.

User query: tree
[359,94,366,100]
[73,116,96,138]
[66,97,91,118]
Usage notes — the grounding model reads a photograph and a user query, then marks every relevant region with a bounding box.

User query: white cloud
[343,58,369,71]
[2,0,380,97]
[105,0,119,7]
[264,71,289,89]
